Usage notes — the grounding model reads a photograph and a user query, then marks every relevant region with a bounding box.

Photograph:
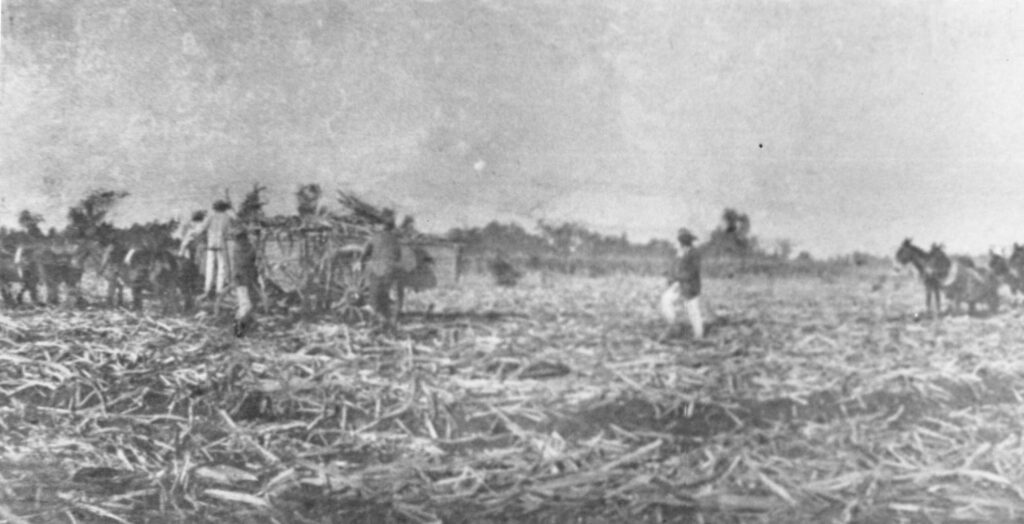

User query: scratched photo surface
[2,2,1024,523]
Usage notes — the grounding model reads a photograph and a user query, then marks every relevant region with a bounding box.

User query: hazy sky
[2,0,1023,256]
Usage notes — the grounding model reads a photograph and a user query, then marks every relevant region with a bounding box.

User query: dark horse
[14,242,92,307]
[1009,243,1024,291]
[0,248,40,306]
[896,239,943,316]
[105,245,201,313]
[926,245,999,316]
[989,250,1024,298]
[1011,243,1024,267]
[352,243,438,321]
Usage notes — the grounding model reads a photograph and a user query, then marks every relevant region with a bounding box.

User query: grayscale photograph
[1,0,1023,522]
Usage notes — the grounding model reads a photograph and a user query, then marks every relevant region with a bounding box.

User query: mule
[989,250,1024,299]
[895,238,943,316]
[100,241,202,313]
[1009,243,1024,281]
[14,242,90,307]
[926,245,999,316]
[0,249,41,306]
[349,243,438,321]
[121,247,202,313]
[393,244,438,318]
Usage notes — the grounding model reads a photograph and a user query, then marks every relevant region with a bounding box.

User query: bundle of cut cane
[336,190,391,226]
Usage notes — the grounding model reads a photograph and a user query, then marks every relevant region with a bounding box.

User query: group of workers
[177,199,403,336]
[177,197,706,342]
[176,200,258,336]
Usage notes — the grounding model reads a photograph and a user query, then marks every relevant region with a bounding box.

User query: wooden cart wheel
[333,265,370,323]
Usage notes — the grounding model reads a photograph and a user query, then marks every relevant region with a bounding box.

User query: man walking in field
[361,208,402,326]
[181,200,235,300]
[660,228,705,341]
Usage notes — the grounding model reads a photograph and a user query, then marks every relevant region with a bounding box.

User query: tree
[722,208,750,236]
[705,208,756,257]
[17,210,45,238]
[537,220,588,256]
[238,184,268,222]
[66,189,128,239]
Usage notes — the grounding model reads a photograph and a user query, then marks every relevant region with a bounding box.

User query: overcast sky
[2,0,1023,256]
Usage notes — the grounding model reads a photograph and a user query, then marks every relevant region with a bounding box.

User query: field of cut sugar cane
[2,269,1024,523]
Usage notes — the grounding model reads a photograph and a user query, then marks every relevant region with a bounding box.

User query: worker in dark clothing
[361,209,402,325]
[230,223,259,337]
[660,228,704,340]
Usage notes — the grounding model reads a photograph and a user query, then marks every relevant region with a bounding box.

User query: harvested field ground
[3,270,1024,523]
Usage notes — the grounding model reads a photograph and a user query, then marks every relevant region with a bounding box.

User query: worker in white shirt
[180,200,235,299]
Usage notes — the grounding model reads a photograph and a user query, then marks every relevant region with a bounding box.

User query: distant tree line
[0,190,180,258]
[446,220,676,276]
[449,208,889,280]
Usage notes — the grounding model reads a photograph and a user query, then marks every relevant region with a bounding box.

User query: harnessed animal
[348,243,438,321]
[99,238,202,313]
[375,245,436,315]
[0,248,41,306]
[125,247,201,313]
[895,239,943,316]
[925,245,999,316]
[13,242,90,307]
[989,250,1024,298]
[1009,243,1024,287]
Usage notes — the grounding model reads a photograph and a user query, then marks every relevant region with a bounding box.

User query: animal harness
[941,260,959,288]
[14,246,23,280]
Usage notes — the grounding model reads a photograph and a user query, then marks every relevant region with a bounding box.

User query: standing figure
[660,228,704,340]
[361,209,402,326]
[176,210,207,265]
[178,210,207,300]
[230,223,259,336]
[181,201,234,300]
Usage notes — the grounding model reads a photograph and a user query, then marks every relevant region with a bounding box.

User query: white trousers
[235,285,253,321]
[683,296,704,339]
[660,283,705,339]
[204,249,229,294]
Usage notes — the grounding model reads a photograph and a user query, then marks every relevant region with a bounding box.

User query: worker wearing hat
[660,227,705,340]
[361,208,402,326]
[180,200,235,299]
[176,210,207,267]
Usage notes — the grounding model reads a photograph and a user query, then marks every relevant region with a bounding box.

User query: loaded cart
[251,218,367,316]
[216,188,460,319]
